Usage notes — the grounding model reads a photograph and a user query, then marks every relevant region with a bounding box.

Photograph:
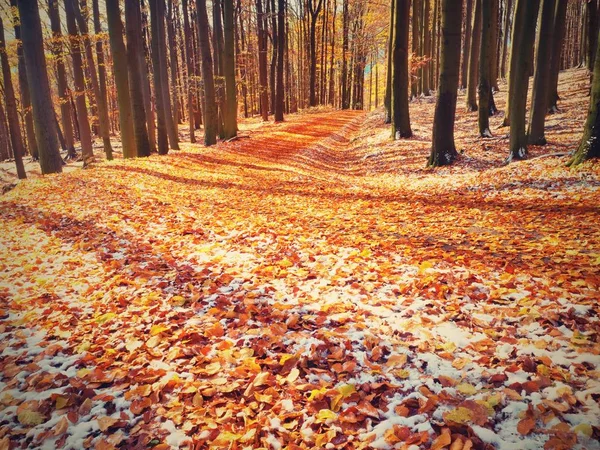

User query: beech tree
[391,0,411,139]
[428,0,462,167]
[274,0,285,121]
[17,0,63,174]
[197,0,218,145]
[466,0,481,111]
[223,0,238,136]
[478,0,493,137]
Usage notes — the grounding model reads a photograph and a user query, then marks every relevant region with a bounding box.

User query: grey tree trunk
[428,0,463,167]
[17,0,63,174]
[391,0,412,138]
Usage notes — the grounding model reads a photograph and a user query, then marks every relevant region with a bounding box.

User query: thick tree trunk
[48,0,75,159]
[17,0,63,174]
[392,0,412,138]
[527,0,556,145]
[106,0,136,158]
[466,0,481,111]
[0,16,26,178]
[274,0,285,121]
[223,0,238,136]
[428,0,463,167]
[586,0,598,73]
[384,0,394,122]
[197,0,218,145]
[125,0,152,157]
[478,0,493,137]
[569,27,600,165]
[508,0,540,161]
[65,0,94,164]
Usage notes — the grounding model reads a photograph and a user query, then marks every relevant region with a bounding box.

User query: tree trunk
[422,0,431,96]
[569,27,600,165]
[125,0,152,157]
[527,0,556,145]
[428,0,463,166]
[48,0,75,159]
[17,0,63,174]
[149,0,169,154]
[547,0,568,112]
[139,1,157,152]
[93,0,113,155]
[256,0,269,120]
[308,0,323,107]
[508,0,540,161]
[478,0,493,137]
[466,0,481,111]
[106,0,136,158]
[586,0,598,73]
[411,0,420,98]
[328,0,336,106]
[71,0,113,160]
[65,0,94,163]
[197,0,218,145]
[223,0,238,136]
[490,0,499,91]
[0,16,26,178]
[182,0,196,140]
[384,0,394,122]
[166,0,180,129]
[392,0,412,139]
[275,0,285,121]
[341,0,349,109]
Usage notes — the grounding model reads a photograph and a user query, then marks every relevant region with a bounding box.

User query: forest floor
[0,68,599,450]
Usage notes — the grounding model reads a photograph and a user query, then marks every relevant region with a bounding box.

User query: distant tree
[466,0,481,111]
[182,0,196,140]
[125,0,152,157]
[197,0,218,145]
[0,16,26,178]
[222,0,238,136]
[48,0,75,159]
[308,0,324,107]
[422,0,431,96]
[384,0,394,123]
[411,0,420,98]
[106,0,136,158]
[17,0,63,174]
[391,0,412,139]
[527,0,556,145]
[274,0,285,121]
[461,0,473,88]
[500,0,513,79]
[478,0,493,137]
[568,27,600,166]
[507,0,540,161]
[92,0,112,148]
[428,0,462,167]
[256,0,269,121]
[341,0,349,109]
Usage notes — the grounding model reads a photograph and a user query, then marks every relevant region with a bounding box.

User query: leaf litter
[0,68,599,449]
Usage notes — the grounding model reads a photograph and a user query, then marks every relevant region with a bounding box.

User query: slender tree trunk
[466,0,481,111]
[328,0,336,106]
[478,0,493,137]
[48,0,75,159]
[508,0,540,161]
[71,0,113,160]
[547,0,568,113]
[411,0,420,97]
[17,0,63,174]
[308,0,323,107]
[0,16,26,178]
[139,1,157,152]
[569,27,600,165]
[527,0,556,145]
[223,0,238,136]
[431,0,439,90]
[106,0,136,158]
[392,0,412,138]
[422,0,431,96]
[149,0,169,154]
[197,0,218,145]
[93,0,112,154]
[384,0,394,122]
[500,0,513,78]
[268,0,277,113]
[125,0,152,157]
[182,0,196,140]
[213,0,226,135]
[275,0,285,121]
[166,1,180,129]
[65,0,94,163]
[490,0,499,91]
[428,0,463,166]
[256,0,269,120]
[341,0,349,109]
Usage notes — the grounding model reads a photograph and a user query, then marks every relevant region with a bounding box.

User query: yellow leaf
[95,313,116,324]
[76,368,91,378]
[315,409,337,423]
[150,324,169,336]
[573,423,593,437]
[336,384,355,397]
[279,353,295,365]
[55,396,69,409]
[359,248,372,258]
[307,386,328,401]
[279,258,293,268]
[457,383,477,396]
[418,261,433,274]
[286,367,300,383]
[443,407,473,425]
[17,410,45,426]
[170,295,187,306]
[76,341,91,353]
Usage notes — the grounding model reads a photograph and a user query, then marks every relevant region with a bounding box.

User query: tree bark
[527,0,556,145]
[384,0,394,122]
[500,0,513,78]
[411,0,420,97]
[461,0,473,89]
[341,0,349,109]
[586,0,598,73]
[428,0,463,166]
[223,0,238,136]
[478,0,493,137]
[569,27,600,165]
[274,0,285,121]
[0,16,26,178]
[106,0,136,158]
[508,0,540,161]
[17,0,63,174]
[308,0,323,107]
[197,0,218,145]
[256,0,269,120]
[182,0,196,140]
[125,0,152,157]
[422,0,431,96]
[392,0,412,138]
[466,0,481,111]
[547,0,568,112]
